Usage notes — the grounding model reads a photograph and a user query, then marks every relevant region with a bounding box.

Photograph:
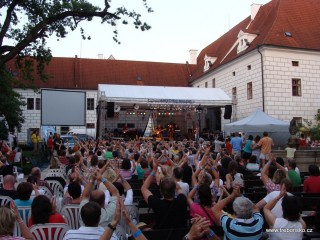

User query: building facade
[190,0,320,130]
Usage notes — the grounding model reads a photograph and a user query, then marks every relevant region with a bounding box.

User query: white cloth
[79,196,117,228]
[268,217,303,240]
[63,226,117,240]
[124,189,133,205]
[263,191,293,218]
[177,181,190,197]
[14,152,22,163]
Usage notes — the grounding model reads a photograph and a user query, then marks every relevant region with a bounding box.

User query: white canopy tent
[224,109,290,146]
[98,84,232,108]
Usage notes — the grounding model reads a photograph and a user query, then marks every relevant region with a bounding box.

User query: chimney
[189,49,198,64]
[97,54,104,59]
[251,4,262,20]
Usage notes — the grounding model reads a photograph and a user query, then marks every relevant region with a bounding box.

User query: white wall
[192,46,320,129]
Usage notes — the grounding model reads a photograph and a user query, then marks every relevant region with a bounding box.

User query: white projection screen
[41,89,86,126]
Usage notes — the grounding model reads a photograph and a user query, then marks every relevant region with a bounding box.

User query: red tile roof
[190,0,320,81]
[7,57,196,90]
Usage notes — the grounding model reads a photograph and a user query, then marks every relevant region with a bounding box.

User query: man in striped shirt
[212,185,264,240]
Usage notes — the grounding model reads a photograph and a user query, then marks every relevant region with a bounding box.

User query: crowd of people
[0,131,320,240]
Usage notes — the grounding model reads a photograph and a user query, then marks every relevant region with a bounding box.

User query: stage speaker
[224,105,232,119]
[107,102,115,117]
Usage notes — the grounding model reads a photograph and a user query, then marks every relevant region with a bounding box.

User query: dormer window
[237,30,257,54]
[203,54,217,72]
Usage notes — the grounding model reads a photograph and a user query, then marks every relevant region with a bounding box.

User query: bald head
[89,190,105,207]
[31,167,41,178]
[3,175,15,190]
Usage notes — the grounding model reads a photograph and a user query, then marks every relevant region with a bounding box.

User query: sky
[47,0,271,63]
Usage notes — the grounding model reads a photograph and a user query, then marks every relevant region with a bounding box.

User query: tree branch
[0,9,119,64]
[0,0,21,46]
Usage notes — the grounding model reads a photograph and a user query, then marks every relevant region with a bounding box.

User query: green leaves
[0,0,153,134]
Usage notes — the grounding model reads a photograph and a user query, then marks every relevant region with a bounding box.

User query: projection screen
[41,89,86,126]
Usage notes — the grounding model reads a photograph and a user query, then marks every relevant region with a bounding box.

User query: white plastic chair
[61,204,81,229]
[46,169,67,182]
[13,206,32,237]
[119,204,139,234]
[30,223,70,240]
[46,180,64,198]
[0,175,3,188]
[0,195,13,206]
[113,226,128,240]
[38,186,53,199]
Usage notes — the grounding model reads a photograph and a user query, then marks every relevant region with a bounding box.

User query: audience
[212,185,264,239]
[286,159,301,187]
[260,158,287,193]
[304,164,320,193]
[0,174,18,199]
[79,169,119,228]
[15,182,35,207]
[30,167,53,194]
[264,185,306,240]
[28,195,65,227]
[0,202,33,240]
[141,159,188,229]
[62,181,82,205]
[1,135,318,240]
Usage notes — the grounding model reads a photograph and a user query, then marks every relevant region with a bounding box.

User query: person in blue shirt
[14,182,34,207]
[230,132,243,157]
[242,135,253,164]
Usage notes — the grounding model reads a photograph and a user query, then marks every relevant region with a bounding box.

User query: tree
[0,0,152,134]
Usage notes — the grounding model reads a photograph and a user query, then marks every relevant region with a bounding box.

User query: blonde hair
[0,207,15,235]
[50,157,61,169]
[273,170,287,184]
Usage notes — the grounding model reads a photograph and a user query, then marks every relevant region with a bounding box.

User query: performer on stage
[122,124,128,136]
[155,124,164,138]
[168,124,174,140]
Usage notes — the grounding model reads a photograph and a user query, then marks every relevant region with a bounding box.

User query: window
[205,82,208,88]
[35,98,41,110]
[247,65,251,70]
[293,117,302,127]
[86,123,95,128]
[292,78,301,96]
[60,127,70,135]
[212,78,215,88]
[292,61,299,67]
[27,98,34,110]
[232,87,237,96]
[87,98,94,110]
[247,82,253,100]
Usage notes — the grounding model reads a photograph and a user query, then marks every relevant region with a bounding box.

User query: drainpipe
[257,46,265,112]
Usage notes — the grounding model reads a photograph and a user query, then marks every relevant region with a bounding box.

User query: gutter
[257,45,265,112]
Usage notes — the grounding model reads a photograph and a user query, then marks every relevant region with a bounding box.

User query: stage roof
[98,84,231,108]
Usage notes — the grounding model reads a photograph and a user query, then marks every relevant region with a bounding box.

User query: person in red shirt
[28,195,66,227]
[304,165,320,193]
[299,133,308,148]
[225,138,232,155]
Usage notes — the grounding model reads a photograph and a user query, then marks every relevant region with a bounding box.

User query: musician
[155,124,164,138]
[122,124,128,135]
[168,124,174,140]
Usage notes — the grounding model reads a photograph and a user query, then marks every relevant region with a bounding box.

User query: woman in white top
[264,185,306,240]
[214,136,225,154]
